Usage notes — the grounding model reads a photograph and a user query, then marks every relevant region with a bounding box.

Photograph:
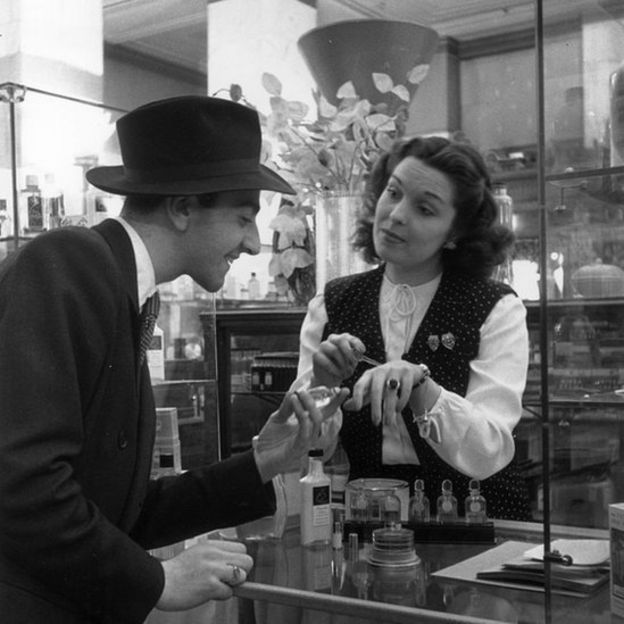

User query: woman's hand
[343,360,429,427]
[253,386,349,481]
[312,332,366,388]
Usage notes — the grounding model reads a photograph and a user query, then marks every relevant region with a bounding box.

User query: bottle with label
[436,479,458,524]
[22,175,44,233]
[151,408,181,478]
[324,440,350,525]
[492,183,514,285]
[248,272,261,299]
[464,479,487,524]
[41,173,65,229]
[409,479,430,523]
[300,448,332,546]
[147,324,166,381]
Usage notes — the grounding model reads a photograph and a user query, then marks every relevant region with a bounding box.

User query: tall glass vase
[314,191,370,292]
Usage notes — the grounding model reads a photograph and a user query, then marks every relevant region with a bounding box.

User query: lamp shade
[297,19,439,107]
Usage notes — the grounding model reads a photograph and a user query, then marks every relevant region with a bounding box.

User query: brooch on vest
[427,332,456,351]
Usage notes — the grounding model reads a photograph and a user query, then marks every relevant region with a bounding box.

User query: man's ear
[164,196,194,232]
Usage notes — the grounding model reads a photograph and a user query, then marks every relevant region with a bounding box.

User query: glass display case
[203,1,624,621]
[0,84,219,469]
[203,308,305,459]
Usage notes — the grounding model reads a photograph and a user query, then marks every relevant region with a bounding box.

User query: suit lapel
[93,219,157,530]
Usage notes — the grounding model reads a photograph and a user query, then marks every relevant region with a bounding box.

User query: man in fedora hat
[0,96,345,623]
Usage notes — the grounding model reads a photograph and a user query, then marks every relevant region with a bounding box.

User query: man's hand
[253,386,349,482]
[157,539,253,610]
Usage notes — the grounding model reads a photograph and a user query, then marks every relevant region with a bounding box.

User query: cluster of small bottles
[408,478,488,524]
[348,478,487,526]
[299,425,488,548]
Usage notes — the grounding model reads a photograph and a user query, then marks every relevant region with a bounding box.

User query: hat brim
[85,164,295,196]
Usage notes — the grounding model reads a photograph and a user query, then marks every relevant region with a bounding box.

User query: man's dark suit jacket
[0,219,275,623]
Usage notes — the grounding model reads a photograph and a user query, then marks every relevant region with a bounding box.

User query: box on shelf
[250,351,299,392]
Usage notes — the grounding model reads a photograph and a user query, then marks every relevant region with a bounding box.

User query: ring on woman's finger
[386,378,400,392]
[226,563,244,585]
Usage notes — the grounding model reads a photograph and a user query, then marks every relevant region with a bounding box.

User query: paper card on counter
[523,539,610,567]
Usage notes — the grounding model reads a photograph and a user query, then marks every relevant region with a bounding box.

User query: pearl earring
[444,240,456,250]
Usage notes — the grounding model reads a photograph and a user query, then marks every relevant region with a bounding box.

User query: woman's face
[373,156,456,285]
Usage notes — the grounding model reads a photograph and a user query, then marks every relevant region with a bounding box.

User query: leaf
[372,72,394,93]
[407,64,430,85]
[279,248,314,278]
[366,113,395,132]
[262,72,283,96]
[374,132,395,152]
[330,109,357,132]
[391,84,410,102]
[318,95,338,119]
[354,99,372,117]
[287,101,309,122]
[336,81,357,99]
[269,96,289,115]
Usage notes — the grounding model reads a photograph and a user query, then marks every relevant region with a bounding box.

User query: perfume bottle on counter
[300,448,332,546]
[409,479,430,523]
[464,479,487,524]
[436,479,458,524]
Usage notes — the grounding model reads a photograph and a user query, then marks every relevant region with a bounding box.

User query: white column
[0,0,103,99]
[207,0,316,114]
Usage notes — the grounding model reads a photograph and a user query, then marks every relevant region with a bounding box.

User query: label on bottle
[312,485,331,525]
[147,326,165,380]
[27,194,44,231]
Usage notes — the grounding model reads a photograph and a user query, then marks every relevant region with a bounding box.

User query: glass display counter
[206,520,609,624]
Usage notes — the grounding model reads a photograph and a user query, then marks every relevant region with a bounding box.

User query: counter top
[215,520,613,624]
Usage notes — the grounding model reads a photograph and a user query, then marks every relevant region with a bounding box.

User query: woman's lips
[379,228,405,243]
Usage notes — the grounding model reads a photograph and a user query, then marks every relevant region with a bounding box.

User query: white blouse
[296,276,529,481]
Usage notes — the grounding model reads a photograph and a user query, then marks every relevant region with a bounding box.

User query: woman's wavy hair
[352,136,514,279]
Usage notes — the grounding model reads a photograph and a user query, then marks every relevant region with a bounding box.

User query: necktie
[138,291,161,366]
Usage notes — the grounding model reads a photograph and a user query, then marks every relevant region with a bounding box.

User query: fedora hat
[86,95,294,196]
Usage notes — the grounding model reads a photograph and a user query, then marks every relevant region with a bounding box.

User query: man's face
[183,190,261,292]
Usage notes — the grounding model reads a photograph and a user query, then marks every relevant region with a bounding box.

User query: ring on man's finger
[226,563,244,585]
[386,378,400,392]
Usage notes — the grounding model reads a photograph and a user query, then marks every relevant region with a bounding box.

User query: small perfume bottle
[308,385,341,408]
[379,491,401,527]
[436,479,458,523]
[464,479,487,524]
[409,479,430,523]
[350,489,369,522]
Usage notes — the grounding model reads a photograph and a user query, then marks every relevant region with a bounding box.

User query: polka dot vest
[324,266,530,521]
